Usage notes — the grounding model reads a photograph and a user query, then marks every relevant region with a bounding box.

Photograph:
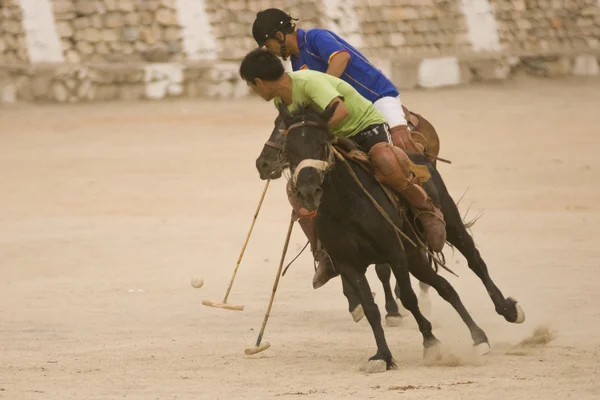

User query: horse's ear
[277,102,293,127]
[320,100,340,122]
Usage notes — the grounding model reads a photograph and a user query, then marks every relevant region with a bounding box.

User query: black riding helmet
[252,8,297,59]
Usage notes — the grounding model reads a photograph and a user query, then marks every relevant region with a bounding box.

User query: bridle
[264,139,283,151]
[266,119,335,186]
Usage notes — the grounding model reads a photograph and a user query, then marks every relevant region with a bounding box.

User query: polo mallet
[245,213,295,355]
[202,179,271,311]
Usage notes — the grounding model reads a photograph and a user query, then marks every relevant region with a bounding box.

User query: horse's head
[279,102,338,212]
[256,116,286,180]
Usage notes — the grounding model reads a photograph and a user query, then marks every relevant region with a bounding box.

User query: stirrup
[413,209,447,252]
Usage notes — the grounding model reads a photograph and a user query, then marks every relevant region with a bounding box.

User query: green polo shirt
[274,70,385,137]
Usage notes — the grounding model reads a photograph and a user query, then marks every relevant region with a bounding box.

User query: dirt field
[1,76,599,400]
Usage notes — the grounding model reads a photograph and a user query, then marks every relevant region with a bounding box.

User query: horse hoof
[423,342,443,362]
[366,359,387,374]
[385,314,403,327]
[514,303,526,324]
[351,305,364,323]
[474,342,491,356]
[504,297,526,324]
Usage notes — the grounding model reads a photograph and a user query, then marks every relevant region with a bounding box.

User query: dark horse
[277,103,496,370]
[257,113,525,328]
[260,116,408,325]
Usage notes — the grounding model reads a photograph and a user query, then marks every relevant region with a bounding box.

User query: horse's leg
[340,266,395,372]
[434,172,525,324]
[417,281,432,316]
[393,265,431,316]
[388,253,441,360]
[419,252,433,315]
[394,279,431,316]
[408,250,490,355]
[341,276,364,323]
[375,264,402,326]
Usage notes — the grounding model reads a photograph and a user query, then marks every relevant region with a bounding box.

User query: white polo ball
[190,276,204,288]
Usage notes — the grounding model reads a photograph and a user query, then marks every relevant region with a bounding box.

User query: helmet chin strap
[275,17,298,61]
[278,33,289,61]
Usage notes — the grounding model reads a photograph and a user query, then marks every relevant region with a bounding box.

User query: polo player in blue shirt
[251,8,424,154]
[250,9,447,290]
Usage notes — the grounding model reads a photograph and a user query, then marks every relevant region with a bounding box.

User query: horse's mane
[287,103,328,129]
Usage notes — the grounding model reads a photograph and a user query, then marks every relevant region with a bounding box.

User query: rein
[283,120,323,134]
[263,120,323,161]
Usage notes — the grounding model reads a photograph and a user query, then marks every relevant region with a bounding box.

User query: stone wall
[490,0,600,52]
[50,0,185,63]
[1,61,248,102]
[1,0,600,104]
[204,0,326,61]
[355,0,472,58]
[0,0,29,63]
[203,0,473,60]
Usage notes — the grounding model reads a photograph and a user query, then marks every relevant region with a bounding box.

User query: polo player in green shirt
[240,49,446,289]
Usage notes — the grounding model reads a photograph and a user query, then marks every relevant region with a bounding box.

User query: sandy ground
[1,76,599,400]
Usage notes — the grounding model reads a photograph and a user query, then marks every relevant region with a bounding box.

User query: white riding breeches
[373,96,408,128]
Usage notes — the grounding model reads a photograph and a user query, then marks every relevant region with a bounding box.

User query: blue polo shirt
[290,28,399,103]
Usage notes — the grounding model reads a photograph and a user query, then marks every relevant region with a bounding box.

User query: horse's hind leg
[340,267,396,372]
[388,254,441,361]
[375,264,403,326]
[408,250,490,355]
[434,171,525,324]
[393,257,431,316]
[395,280,431,316]
[446,213,524,323]
[418,281,432,315]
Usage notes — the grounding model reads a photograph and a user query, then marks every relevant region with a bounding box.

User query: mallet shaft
[222,179,271,304]
[253,212,295,348]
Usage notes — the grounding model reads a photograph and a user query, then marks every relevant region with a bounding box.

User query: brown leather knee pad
[369,142,413,192]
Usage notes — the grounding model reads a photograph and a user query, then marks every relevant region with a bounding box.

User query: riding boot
[295,216,338,289]
[389,125,424,154]
[369,142,446,252]
[287,183,338,289]
[312,243,339,289]
[398,183,446,252]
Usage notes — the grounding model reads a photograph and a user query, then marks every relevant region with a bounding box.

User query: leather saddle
[331,137,403,213]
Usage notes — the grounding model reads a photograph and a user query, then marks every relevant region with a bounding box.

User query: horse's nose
[256,158,271,179]
[256,157,267,170]
[297,185,313,199]
[297,185,323,208]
